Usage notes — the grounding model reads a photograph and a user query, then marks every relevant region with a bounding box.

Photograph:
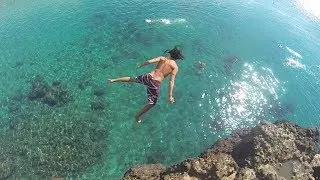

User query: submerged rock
[223,55,240,76]
[6,108,108,178]
[122,120,319,180]
[78,78,90,90]
[28,76,72,106]
[0,158,14,180]
[28,75,48,100]
[93,87,106,97]
[90,98,106,110]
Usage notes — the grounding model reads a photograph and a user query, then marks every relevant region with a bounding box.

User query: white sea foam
[286,46,303,59]
[285,57,306,69]
[160,19,171,24]
[145,18,186,25]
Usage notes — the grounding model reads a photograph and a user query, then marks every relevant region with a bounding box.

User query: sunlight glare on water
[297,0,320,20]
[213,63,281,133]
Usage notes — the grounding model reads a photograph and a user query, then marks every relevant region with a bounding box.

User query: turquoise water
[1,0,320,179]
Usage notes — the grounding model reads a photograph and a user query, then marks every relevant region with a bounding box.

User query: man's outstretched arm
[136,56,164,68]
[168,66,178,104]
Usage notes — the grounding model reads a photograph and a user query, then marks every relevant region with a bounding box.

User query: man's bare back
[149,57,178,82]
[107,46,183,123]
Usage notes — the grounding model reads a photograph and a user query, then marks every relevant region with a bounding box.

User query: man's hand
[168,96,175,104]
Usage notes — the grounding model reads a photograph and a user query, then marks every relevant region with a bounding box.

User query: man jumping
[108,46,184,123]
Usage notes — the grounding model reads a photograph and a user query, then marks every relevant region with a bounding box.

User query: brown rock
[257,164,285,180]
[187,152,238,180]
[122,120,319,180]
[311,154,320,179]
[210,128,253,168]
[311,154,320,168]
[123,164,166,180]
[252,123,297,165]
[251,121,318,167]
[163,172,198,180]
[236,168,256,180]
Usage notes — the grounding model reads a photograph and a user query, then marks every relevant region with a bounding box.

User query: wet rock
[123,164,167,180]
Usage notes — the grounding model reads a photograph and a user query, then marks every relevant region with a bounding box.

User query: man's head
[166,46,184,60]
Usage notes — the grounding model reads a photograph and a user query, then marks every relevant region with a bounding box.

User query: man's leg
[108,77,135,83]
[135,104,155,123]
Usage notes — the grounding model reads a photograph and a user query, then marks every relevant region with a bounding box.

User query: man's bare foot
[135,115,142,123]
[108,79,114,83]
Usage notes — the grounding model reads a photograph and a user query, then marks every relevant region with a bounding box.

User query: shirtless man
[108,46,184,123]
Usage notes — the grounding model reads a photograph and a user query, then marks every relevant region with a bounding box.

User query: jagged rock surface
[122,120,319,180]
[123,164,166,180]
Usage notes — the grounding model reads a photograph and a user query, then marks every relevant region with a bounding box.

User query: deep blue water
[0,0,320,178]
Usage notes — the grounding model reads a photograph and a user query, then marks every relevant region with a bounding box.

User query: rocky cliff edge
[122,120,320,180]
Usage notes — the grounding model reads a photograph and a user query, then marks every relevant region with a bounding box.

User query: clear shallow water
[0,0,320,179]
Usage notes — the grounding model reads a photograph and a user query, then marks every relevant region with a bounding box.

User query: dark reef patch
[90,12,107,30]
[223,55,240,76]
[268,101,295,118]
[12,61,24,68]
[92,87,106,97]
[28,75,72,106]
[78,77,91,90]
[91,97,106,111]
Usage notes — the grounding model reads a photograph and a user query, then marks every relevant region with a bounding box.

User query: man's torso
[150,57,177,82]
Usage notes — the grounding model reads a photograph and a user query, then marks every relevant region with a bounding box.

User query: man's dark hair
[165,46,184,60]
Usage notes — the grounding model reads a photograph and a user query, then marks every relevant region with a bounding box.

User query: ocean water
[0,0,320,179]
